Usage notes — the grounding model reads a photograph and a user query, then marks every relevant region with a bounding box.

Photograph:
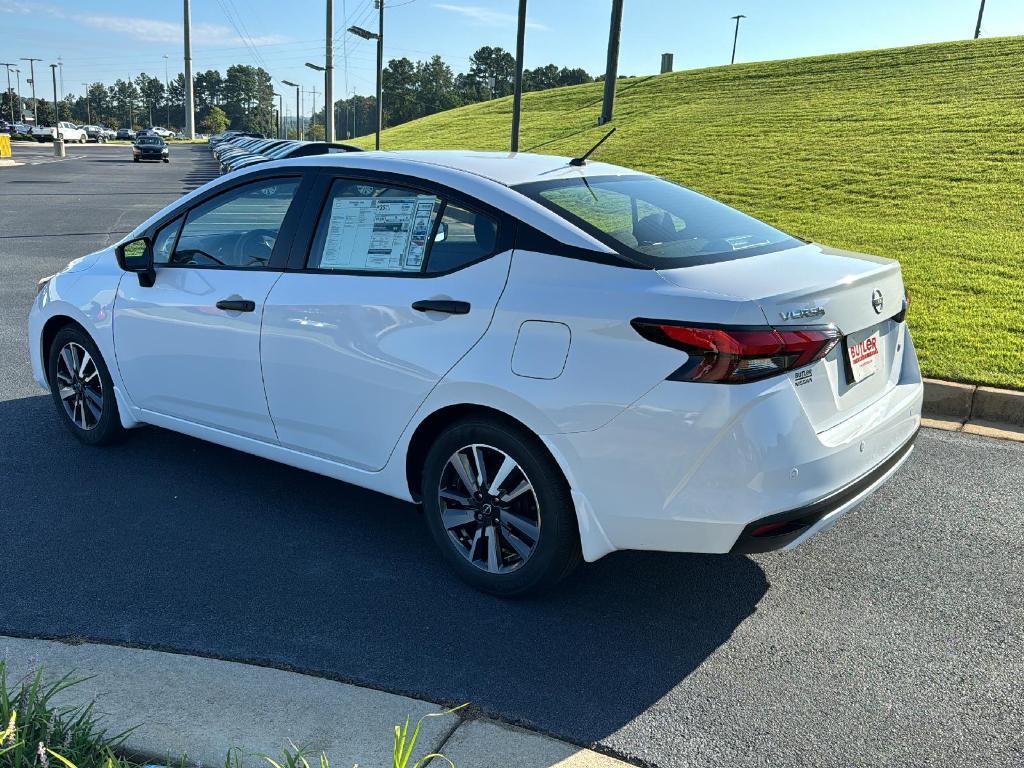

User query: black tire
[422,416,582,596]
[47,325,123,446]
[133,157,139,162]
[163,158,169,163]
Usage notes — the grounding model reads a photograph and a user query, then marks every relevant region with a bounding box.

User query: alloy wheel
[438,443,542,574]
[55,341,103,430]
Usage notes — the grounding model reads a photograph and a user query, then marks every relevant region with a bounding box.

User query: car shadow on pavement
[0,394,767,746]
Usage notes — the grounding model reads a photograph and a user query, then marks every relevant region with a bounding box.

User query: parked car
[12,122,33,136]
[28,151,922,595]
[82,125,108,143]
[147,126,174,138]
[116,128,136,140]
[132,135,169,163]
[31,121,88,143]
[102,126,117,140]
[223,141,363,174]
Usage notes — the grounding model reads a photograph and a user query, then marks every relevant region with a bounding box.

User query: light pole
[49,63,61,143]
[15,68,23,122]
[974,0,986,38]
[183,0,196,139]
[282,80,300,139]
[325,0,335,143]
[730,14,746,65]
[0,63,14,123]
[81,82,91,124]
[163,54,170,127]
[20,58,41,125]
[599,0,624,125]
[273,92,283,138]
[305,62,327,140]
[510,0,526,150]
[347,15,382,149]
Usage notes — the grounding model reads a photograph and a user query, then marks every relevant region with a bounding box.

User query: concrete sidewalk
[0,636,631,768]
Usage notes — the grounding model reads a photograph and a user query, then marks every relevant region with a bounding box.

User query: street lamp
[0,63,15,123]
[348,21,382,150]
[81,82,91,124]
[163,54,170,127]
[305,62,327,142]
[282,80,300,140]
[273,92,283,139]
[15,68,23,122]
[730,14,746,65]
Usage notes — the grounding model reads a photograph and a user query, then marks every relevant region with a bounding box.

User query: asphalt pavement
[0,145,1021,768]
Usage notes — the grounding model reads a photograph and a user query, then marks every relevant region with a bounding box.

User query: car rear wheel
[422,417,581,596]
[47,326,123,446]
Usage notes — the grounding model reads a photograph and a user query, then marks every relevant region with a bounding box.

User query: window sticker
[320,195,439,271]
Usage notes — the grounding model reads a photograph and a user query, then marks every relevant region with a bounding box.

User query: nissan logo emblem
[871,289,884,314]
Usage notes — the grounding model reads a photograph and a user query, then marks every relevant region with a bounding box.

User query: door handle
[216,299,256,312]
[412,299,470,315]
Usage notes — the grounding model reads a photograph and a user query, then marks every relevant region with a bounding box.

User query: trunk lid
[657,243,907,432]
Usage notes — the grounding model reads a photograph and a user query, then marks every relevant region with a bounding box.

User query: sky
[3,0,1023,102]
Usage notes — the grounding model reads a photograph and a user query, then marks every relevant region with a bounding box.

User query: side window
[309,180,441,273]
[152,216,183,265]
[171,178,300,268]
[426,203,498,273]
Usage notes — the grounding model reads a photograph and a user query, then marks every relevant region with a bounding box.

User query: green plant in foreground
[2,661,466,768]
[0,662,137,768]
[257,703,468,768]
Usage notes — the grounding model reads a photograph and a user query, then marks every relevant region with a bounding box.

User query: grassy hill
[361,37,1024,389]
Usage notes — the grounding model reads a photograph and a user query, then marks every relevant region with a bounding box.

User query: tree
[200,105,229,134]
[464,46,516,100]
[416,56,458,116]
[135,73,165,127]
[523,64,560,92]
[382,57,419,126]
[168,73,186,129]
[194,69,223,112]
[222,65,275,133]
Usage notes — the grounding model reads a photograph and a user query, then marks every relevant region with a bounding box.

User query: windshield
[515,175,800,268]
[137,137,163,145]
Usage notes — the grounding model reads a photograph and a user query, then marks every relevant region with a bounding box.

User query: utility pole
[163,54,170,127]
[274,92,283,139]
[15,68,24,122]
[282,80,300,139]
[599,0,624,125]
[183,0,196,138]
[510,0,526,151]
[81,82,91,123]
[307,86,319,138]
[974,0,986,38]
[57,58,63,101]
[128,72,134,127]
[325,0,335,142]
[49,64,60,138]
[0,64,14,123]
[376,0,383,149]
[730,14,746,65]
[20,58,42,125]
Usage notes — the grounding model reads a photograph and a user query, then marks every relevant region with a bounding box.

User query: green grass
[361,37,1024,389]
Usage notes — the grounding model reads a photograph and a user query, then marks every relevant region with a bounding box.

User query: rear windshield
[515,175,800,268]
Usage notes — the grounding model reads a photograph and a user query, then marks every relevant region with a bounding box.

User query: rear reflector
[632,320,841,384]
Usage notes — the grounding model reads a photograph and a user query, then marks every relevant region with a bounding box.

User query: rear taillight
[631,319,841,384]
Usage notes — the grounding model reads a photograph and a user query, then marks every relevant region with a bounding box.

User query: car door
[114,173,309,441]
[260,172,514,471]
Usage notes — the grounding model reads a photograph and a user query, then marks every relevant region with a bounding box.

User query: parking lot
[1,145,1021,767]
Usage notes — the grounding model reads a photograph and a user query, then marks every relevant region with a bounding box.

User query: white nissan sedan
[28,151,923,595]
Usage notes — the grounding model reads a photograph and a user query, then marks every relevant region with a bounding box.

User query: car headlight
[162,148,168,153]
[36,274,55,295]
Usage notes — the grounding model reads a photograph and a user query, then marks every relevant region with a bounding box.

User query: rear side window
[516,175,800,268]
[307,180,501,274]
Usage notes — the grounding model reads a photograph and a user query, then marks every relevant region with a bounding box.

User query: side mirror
[434,222,449,243]
[115,236,156,287]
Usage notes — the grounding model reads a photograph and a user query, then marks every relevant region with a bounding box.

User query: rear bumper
[729,427,917,553]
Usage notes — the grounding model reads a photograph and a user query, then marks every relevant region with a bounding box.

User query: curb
[0,635,635,768]
[922,378,1023,436]
[921,378,1024,442]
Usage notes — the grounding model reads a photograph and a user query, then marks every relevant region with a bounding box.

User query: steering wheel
[233,229,277,267]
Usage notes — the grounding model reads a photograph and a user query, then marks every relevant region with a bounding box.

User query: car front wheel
[422,417,582,596]
[47,326,123,445]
